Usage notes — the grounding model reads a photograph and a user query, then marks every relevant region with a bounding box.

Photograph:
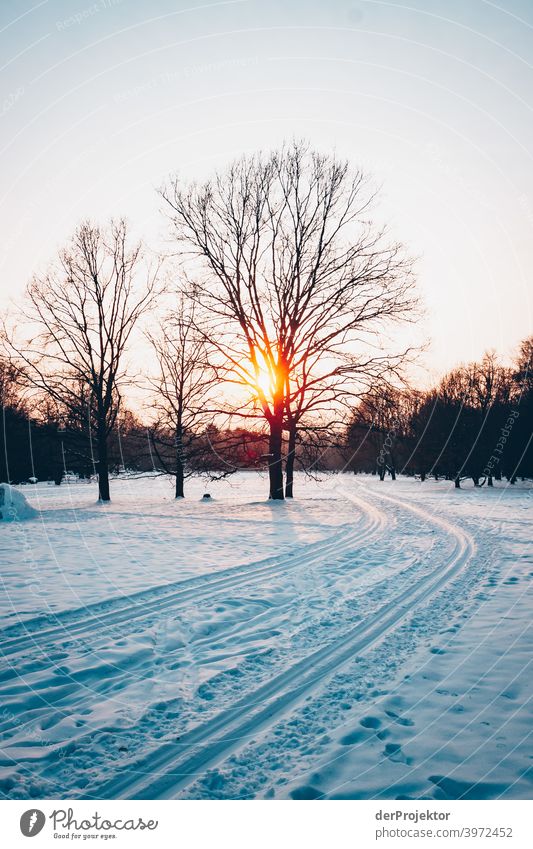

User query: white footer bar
[2,799,532,848]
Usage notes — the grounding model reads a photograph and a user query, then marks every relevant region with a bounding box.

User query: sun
[251,350,277,400]
[255,365,275,399]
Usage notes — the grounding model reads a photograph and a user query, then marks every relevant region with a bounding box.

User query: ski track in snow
[83,487,473,799]
[0,493,384,658]
[0,482,390,795]
[0,493,386,749]
[1,475,530,801]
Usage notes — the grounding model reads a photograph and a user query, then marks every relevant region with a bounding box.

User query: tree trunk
[285,424,296,498]
[175,461,185,498]
[454,475,461,489]
[97,421,110,501]
[54,430,64,484]
[175,427,185,498]
[268,411,284,500]
[420,471,426,482]
[487,475,493,487]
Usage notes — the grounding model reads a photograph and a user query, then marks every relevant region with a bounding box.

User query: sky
[1,0,532,384]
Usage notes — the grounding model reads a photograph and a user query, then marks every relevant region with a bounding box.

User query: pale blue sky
[1,0,532,379]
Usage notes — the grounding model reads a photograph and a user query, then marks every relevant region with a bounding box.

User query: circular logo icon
[20,810,46,837]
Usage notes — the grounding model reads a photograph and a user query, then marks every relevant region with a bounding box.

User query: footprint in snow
[289,785,323,800]
[383,742,412,765]
[376,728,391,740]
[339,729,367,746]
[385,709,415,727]
[360,716,381,729]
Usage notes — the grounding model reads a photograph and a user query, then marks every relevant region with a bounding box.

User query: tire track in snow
[0,494,385,659]
[88,489,474,799]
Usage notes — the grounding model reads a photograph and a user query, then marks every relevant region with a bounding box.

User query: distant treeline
[346,340,532,487]
[1,339,531,490]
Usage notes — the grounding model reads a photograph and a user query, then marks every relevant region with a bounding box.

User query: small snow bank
[0,484,38,522]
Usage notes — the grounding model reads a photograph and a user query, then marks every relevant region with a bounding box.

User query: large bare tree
[3,220,161,501]
[162,142,417,499]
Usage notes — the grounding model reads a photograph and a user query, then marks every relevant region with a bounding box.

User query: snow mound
[0,484,38,522]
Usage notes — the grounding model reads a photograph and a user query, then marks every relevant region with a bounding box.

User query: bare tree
[3,220,161,501]
[147,296,220,497]
[162,141,417,499]
[347,383,407,481]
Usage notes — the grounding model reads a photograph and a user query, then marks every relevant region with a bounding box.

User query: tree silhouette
[162,142,417,499]
[4,220,161,500]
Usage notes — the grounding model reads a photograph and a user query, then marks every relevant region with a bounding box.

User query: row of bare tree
[347,343,533,486]
[1,142,419,500]
[2,338,530,495]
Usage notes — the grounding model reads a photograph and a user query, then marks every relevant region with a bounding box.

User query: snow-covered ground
[0,472,531,800]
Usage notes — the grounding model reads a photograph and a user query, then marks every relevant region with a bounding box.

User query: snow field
[0,473,531,800]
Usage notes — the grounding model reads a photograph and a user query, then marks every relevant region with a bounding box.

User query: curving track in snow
[0,493,385,660]
[87,488,475,799]
[0,493,389,757]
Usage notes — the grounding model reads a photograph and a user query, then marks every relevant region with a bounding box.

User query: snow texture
[0,472,531,801]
